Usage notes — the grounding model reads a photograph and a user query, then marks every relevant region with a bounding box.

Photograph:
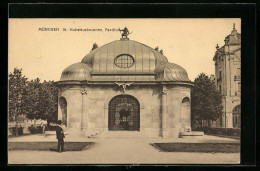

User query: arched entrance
[108,95,140,131]
[232,105,241,128]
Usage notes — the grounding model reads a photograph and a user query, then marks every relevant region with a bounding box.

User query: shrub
[28,126,37,134]
[198,127,240,137]
[46,125,57,131]
[28,126,44,134]
[10,127,24,135]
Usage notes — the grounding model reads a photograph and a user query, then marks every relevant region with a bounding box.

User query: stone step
[63,129,104,138]
[94,131,145,138]
[179,131,204,138]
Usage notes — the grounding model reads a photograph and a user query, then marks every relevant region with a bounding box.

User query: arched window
[59,97,67,126]
[182,97,190,104]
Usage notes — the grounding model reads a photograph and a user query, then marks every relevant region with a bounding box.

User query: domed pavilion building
[57,36,193,138]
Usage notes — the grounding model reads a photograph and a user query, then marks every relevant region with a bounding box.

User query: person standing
[56,120,65,153]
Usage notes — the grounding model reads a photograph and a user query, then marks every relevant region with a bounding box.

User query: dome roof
[155,63,190,81]
[224,26,241,45]
[59,38,191,82]
[60,62,93,81]
[81,39,168,74]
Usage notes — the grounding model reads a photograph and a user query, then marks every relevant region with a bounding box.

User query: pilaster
[80,89,88,130]
[161,86,168,138]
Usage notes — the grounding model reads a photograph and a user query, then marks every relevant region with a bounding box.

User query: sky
[9,18,241,82]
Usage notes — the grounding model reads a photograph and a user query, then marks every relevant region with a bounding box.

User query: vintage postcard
[8,18,241,164]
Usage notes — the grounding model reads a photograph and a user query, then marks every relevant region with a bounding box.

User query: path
[8,132,240,164]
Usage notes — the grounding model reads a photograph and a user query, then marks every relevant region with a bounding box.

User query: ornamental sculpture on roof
[119,27,132,39]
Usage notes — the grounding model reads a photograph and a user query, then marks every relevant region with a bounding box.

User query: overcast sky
[9,18,241,82]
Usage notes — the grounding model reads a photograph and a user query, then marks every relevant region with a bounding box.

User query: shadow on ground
[151,143,240,153]
[8,142,94,151]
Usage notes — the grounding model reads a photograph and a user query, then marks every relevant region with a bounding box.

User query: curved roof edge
[155,62,190,81]
[60,62,93,81]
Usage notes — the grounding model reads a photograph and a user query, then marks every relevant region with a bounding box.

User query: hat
[57,120,62,125]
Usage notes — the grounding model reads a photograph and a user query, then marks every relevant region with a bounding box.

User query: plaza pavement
[8,132,240,164]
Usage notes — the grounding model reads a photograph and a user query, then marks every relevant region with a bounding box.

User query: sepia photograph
[8,18,241,164]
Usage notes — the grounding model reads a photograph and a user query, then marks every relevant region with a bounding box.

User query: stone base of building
[65,128,187,138]
[179,131,204,138]
[161,128,180,138]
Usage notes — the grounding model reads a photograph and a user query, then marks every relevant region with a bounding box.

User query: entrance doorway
[108,95,140,131]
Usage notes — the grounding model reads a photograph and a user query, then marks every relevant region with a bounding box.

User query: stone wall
[58,84,191,138]
[164,85,191,138]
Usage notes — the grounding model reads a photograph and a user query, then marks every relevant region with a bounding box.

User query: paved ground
[8,132,240,164]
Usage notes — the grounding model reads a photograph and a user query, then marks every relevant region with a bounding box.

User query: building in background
[210,74,215,82]
[213,24,241,128]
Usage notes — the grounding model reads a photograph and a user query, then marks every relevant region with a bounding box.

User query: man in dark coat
[56,120,65,152]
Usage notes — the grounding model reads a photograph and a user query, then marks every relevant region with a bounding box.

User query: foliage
[10,127,23,135]
[193,127,240,137]
[8,68,28,122]
[28,126,37,134]
[25,78,41,119]
[28,126,43,134]
[8,68,58,124]
[191,73,223,128]
[40,81,58,125]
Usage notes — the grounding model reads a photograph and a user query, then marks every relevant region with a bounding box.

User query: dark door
[108,95,140,131]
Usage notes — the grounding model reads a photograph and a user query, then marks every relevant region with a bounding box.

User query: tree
[25,79,58,126]
[8,68,28,136]
[40,80,58,126]
[191,73,223,128]
[9,68,58,130]
[8,68,28,122]
[25,78,42,125]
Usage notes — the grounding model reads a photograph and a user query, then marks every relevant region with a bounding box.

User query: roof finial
[216,44,219,49]
[119,27,132,40]
[231,23,238,35]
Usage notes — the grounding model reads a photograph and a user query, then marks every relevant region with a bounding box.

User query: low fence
[192,127,240,137]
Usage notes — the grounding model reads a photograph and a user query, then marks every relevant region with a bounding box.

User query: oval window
[115,54,134,68]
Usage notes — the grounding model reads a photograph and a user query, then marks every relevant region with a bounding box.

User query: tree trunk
[15,114,18,136]
[201,118,203,128]
[47,117,51,127]
[47,120,50,128]
[34,117,36,127]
